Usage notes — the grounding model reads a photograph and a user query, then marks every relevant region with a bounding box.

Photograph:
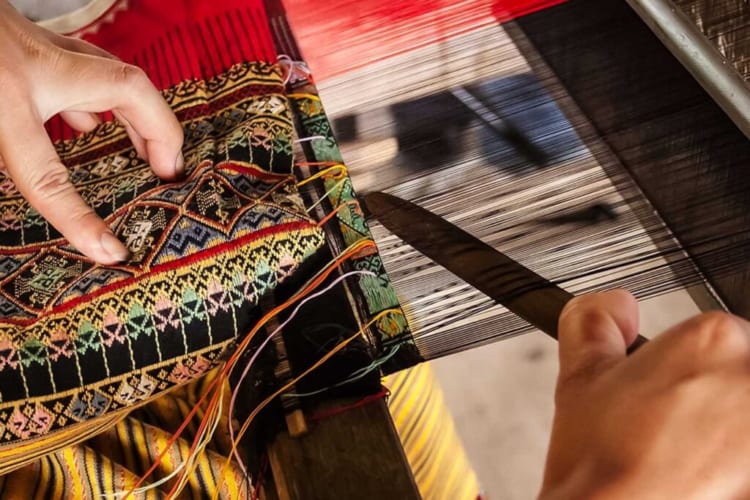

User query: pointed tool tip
[361,191,395,220]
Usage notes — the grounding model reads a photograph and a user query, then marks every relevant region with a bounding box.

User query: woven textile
[0,60,324,473]
[0,1,481,498]
[0,369,250,499]
[385,363,481,500]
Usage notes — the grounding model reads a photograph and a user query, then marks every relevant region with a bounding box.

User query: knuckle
[18,30,64,69]
[688,312,748,356]
[112,63,150,90]
[575,309,613,340]
[27,162,74,199]
[560,299,611,337]
[17,29,46,60]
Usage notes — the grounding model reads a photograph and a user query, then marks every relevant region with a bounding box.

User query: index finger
[0,98,128,264]
[42,55,185,179]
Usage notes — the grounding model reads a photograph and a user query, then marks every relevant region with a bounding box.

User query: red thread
[309,387,390,422]
[284,0,568,81]
[250,454,268,500]
[124,240,376,497]
[2,220,318,326]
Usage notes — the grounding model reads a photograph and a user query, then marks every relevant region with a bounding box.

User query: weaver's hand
[539,290,750,499]
[0,1,183,264]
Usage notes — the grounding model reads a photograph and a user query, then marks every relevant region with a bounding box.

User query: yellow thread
[123,239,379,498]
[211,308,404,500]
[170,391,224,497]
[296,164,348,186]
[287,93,321,102]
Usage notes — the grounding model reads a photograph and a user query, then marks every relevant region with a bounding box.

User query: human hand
[540,291,750,500]
[0,1,183,264]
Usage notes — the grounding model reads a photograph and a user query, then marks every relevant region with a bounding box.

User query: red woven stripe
[284,0,568,81]
[1,219,317,326]
[47,0,278,142]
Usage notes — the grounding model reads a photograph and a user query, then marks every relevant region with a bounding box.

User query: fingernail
[175,151,185,179]
[100,231,130,262]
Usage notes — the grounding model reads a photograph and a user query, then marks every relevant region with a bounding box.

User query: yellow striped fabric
[385,363,481,500]
[0,370,249,500]
[0,363,479,499]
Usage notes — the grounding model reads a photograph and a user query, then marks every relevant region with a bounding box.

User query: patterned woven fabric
[0,61,325,473]
[0,369,250,499]
[0,2,480,499]
[287,89,421,372]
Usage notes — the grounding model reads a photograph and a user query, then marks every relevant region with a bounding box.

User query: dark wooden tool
[363,192,648,354]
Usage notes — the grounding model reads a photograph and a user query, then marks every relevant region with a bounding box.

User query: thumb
[557,290,639,385]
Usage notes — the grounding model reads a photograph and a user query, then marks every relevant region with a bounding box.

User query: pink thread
[228,270,375,475]
[277,54,312,86]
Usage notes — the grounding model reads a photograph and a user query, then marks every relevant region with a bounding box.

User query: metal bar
[626,0,750,139]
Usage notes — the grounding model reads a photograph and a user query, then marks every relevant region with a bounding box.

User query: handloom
[0,0,749,498]
[1,1,466,498]
[284,0,749,359]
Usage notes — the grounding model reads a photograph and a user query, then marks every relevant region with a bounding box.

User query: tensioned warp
[513,0,750,317]
[279,0,750,361]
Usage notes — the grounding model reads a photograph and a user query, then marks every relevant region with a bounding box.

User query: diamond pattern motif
[0,62,325,453]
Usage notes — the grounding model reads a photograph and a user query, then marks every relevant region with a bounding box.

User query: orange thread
[124,239,378,499]
[213,307,402,500]
[317,199,360,227]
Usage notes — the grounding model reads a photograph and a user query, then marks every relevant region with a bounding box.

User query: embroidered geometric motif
[7,403,54,440]
[114,374,157,406]
[0,62,325,460]
[289,89,418,370]
[67,390,112,422]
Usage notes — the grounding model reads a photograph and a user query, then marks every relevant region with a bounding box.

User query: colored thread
[122,239,378,499]
[277,54,294,85]
[317,199,360,227]
[104,384,225,498]
[166,241,380,498]
[288,344,401,397]
[249,454,268,500]
[227,269,377,475]
[308,387,390,422]
[296,164,348,186]
[306,179,347,213]
[278,55,312,86]
[170,389,226,496]
[212,308,404,500]
[294,135,327,143]
[287,93,321,102]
